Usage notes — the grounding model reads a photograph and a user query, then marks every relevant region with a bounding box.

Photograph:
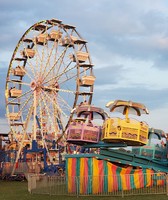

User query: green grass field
[0,180,168,200]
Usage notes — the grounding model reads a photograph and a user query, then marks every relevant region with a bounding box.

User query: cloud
[0,66,8,118]
[1,0,168,132]
[0,118,10,132]
[93,85,168,111]
[94,64,125,85]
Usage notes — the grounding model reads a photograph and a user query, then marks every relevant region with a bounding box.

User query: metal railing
[28,173,168,197]
[2,162,28,175]
[28,174,66,195]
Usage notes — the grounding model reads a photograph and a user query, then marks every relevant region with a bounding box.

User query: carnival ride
[1,18,168,181]
[66,99,168,173]
[67,104,109,145]
[1,18,95,178]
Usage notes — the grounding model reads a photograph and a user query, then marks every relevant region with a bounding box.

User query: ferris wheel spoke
[19,82,30,86]
[37,96,54,159]
[53,101,63,138]
[24,100,34,131]
[38,100,45,145]
[42,85,77,94]
[54,49,69,78]
[43,64,77,85]
[59,67,92,85]
[37,102,53,161]
[49,44,73,81]
[33,41,44,77]
[42,40,58,78]
[7,80,30,87]
[19,66,34,81]
[36,97,53,133]
[27,61,36,78]
[40,92,59,133]
[39,39,47,77]
[56,60,72,82]
[25,58,36,79]
[35,98,46,145]
[42,45,69,82]
[18,81,30,86]
[57,93,73,112]
[34,41,43,64]
[53,41,59,66]
[59,71,77,85]
[18,93,34,116]
[43,46,69,82]
[60,67,90,85]
[42,90,69,119]
[38,94,61,140]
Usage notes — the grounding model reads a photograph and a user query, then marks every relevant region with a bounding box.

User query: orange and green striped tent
[66,156,166,194]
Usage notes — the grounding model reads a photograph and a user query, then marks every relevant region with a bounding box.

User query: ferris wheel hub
[30,79,43,91]
[30,81,36,90]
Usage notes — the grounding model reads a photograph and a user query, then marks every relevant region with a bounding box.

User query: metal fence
[28,174,67,195]
[2,162,28,175]
[1,162,28,180]
[28,173,168,197]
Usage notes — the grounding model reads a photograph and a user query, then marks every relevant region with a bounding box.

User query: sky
[0,0,168,133]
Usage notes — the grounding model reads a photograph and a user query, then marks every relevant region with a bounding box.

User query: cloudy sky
[1,0,168,133]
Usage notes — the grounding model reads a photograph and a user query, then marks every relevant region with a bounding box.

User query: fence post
[121,189,124,198]
[166,174,168,196]
[121,175,124,198]
[76,176,79,197]
[27,174,32,193]
[49,176,51,195]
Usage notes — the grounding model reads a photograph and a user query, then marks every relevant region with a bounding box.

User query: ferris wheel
[5,18,95,154]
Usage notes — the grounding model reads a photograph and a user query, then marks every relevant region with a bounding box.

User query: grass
[0,180,168,200]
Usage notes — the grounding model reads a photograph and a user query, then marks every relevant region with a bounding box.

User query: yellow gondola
[102,100,149,146]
